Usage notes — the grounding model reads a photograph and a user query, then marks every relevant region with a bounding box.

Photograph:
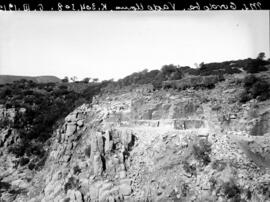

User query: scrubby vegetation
[19,157,30,167]
[240,75,270,103]
[0,79,108,161]
[194,61,242,76]
[243,57,269,73]
[107,65,181,90]
[192,139,212,166]
[183,160,197,176]
[73,165,81,175]
[103,54,270,92]
[219,180,241,201]
[182,138,212,177]
[1,80,82,141]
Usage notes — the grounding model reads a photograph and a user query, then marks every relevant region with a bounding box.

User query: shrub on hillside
[81,77,90,83]
[73,165,81,175]
[0,86,12,98]
[251,80,270,101]
[244,59,268,73]
[19,157,30,166]
[151,72,166,89]
[188,56,270,76]
[161,64,183,80]
[104,66,183,91]
[25,143,46,156]
[62,76,69,83]
[192,139,212,166]
[183,160,197,176]
[239,91,252,103]
[193,61,242,76]
[8,143,26,157]
[240,75,270,103]
[219,180,241,200]
[28,162,35,170]
[243,75,258,88]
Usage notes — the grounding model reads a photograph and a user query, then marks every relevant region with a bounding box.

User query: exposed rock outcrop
[1,72,270,202]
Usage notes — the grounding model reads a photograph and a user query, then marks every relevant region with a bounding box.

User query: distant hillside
[0,75,61,85]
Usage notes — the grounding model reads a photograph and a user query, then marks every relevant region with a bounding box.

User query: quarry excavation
[1,65,270,201]
[0,10,269,202]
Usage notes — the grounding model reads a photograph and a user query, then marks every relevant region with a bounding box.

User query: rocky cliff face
[1,73,270,202]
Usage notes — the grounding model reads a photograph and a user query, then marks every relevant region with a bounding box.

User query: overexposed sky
[0,11,269,81]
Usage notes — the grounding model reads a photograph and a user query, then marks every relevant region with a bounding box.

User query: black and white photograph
[0,10,270,202]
